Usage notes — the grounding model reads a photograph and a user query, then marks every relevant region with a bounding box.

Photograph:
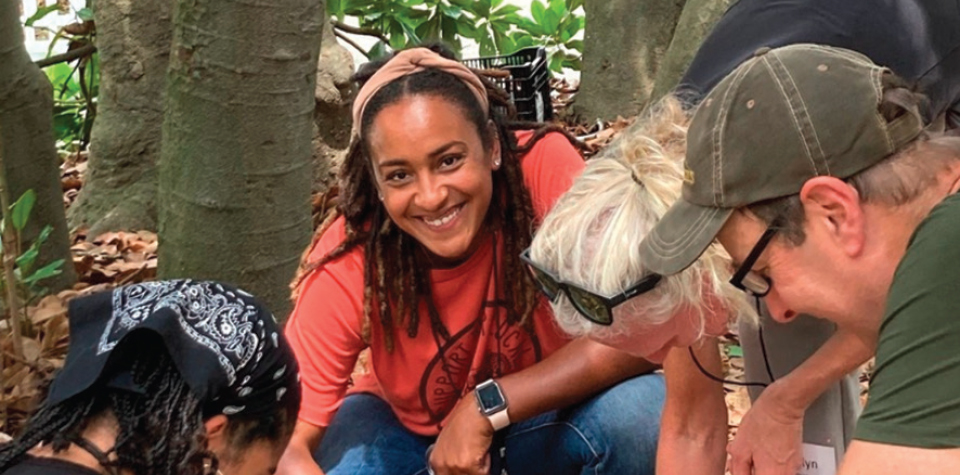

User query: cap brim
[640,199,734,276]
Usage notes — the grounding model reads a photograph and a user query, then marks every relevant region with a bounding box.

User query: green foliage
[0,191,65,305]
[24,5,60,27]
[329,0,584,72]
[43,53,99,153]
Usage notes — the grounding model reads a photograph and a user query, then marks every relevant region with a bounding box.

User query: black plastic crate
[463,47,553,123]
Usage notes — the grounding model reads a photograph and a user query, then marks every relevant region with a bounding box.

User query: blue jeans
[316,373,665,475]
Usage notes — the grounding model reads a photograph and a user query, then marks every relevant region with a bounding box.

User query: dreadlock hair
[292,43,584,351]
[0,332,297,475]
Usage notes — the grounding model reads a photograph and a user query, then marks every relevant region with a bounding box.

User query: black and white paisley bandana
[47,279,300,419]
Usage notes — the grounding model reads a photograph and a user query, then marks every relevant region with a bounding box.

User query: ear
[204,414,229,454]
[798,176,865,257]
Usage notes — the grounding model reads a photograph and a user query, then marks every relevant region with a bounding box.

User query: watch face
[476,382,506,413]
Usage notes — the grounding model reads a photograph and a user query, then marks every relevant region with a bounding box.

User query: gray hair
[530,96,754,342]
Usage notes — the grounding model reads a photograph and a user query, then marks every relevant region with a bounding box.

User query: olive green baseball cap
[640,44,924,276]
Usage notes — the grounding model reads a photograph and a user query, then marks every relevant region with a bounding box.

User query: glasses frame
[519,248,662,326]
[728,222,779,298]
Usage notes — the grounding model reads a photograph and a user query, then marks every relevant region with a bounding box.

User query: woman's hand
[428,393,494,475]
[276,422,326,475]
[727,381,804,475]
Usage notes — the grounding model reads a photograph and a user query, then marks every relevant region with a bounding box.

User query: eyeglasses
[519,248,662,326]
[728,222,779,297]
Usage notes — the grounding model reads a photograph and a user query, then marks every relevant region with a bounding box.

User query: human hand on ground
[727,383,804,475]
[428,393,494,475]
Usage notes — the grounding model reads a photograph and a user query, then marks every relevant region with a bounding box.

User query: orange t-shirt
[285,131,585,436]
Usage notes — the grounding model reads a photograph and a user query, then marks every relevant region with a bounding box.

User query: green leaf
[727,345,744,358]
[438,3,462,19]
[15,241,40,272]
[565,0,583,11]
[440,14,462,52]
[399,19,421,44]
[512,16,545,37]
[454,18,477,39]
[416,16,440,40]
[77,7,94,21]
[367,40,390,60]
[490,4,521,18]
[509,31,536,49]
[542,8,560,33]
[560,56,581,71]
[476,0,491,18]
[496,30,517,55]
[548,52,563,73]
[479,33,496,57]
[22,260,65,286]
[387,20,407,49]
[24,5,59,27]
[448,0,473,9]
[530,0,547,24]
[567,39,584,52]
[548,0,567,18]
[10,190,37,231]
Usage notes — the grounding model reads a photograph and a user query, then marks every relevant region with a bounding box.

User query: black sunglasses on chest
[519,248,662,326]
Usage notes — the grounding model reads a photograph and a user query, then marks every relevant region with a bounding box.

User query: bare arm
[276,421,326,475]
[763,326,873,414]
[728,325,874,475]
[839,441,960,475]
[430,337,657,475]
[656,339,728,475]
[497,336,658,421]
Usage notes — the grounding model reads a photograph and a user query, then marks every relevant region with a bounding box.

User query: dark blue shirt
[679,0,960,120]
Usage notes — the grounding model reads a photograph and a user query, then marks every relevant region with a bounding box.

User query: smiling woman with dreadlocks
[279,45,666,475]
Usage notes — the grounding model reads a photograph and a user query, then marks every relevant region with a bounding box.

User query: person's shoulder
[306,215,363,264]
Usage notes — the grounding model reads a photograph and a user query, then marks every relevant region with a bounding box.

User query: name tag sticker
[797,443,837,475]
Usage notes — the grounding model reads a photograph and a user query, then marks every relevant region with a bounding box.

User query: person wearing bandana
[0,279,301,475]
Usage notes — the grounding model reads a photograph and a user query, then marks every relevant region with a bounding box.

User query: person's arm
[277,422,327,475]
[428,337,657,475]
[276,229,367,475]
[838,441,960,475]
[728,326,874,475]
[656,339,727,475]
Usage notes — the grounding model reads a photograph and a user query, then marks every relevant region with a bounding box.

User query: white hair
[530,96,754,341]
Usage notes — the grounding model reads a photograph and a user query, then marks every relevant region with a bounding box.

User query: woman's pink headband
[350,48,490,138]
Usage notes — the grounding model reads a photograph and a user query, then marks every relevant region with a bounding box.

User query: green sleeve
[855,194,960,448]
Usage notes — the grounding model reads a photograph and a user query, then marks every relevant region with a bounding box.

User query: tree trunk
[575,0,686,122]
[649,0,735,105]
[311,15,354,193]
[158,0,322,317]
[68,0,173,236]
[0,0,77,292]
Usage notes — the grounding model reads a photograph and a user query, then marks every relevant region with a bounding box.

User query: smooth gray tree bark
[158,0,323,317]
[0,0,77,292]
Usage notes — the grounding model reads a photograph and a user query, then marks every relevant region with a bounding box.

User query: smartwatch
[474,379,510,430]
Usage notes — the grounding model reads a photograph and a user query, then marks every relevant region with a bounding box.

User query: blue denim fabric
[316,373,665,475]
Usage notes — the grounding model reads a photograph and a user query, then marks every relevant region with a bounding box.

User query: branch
[35,44,97,69]
[334,29,371,60]
[331,19,388,42]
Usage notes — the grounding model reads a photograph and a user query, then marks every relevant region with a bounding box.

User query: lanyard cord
[687,297,776,388]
